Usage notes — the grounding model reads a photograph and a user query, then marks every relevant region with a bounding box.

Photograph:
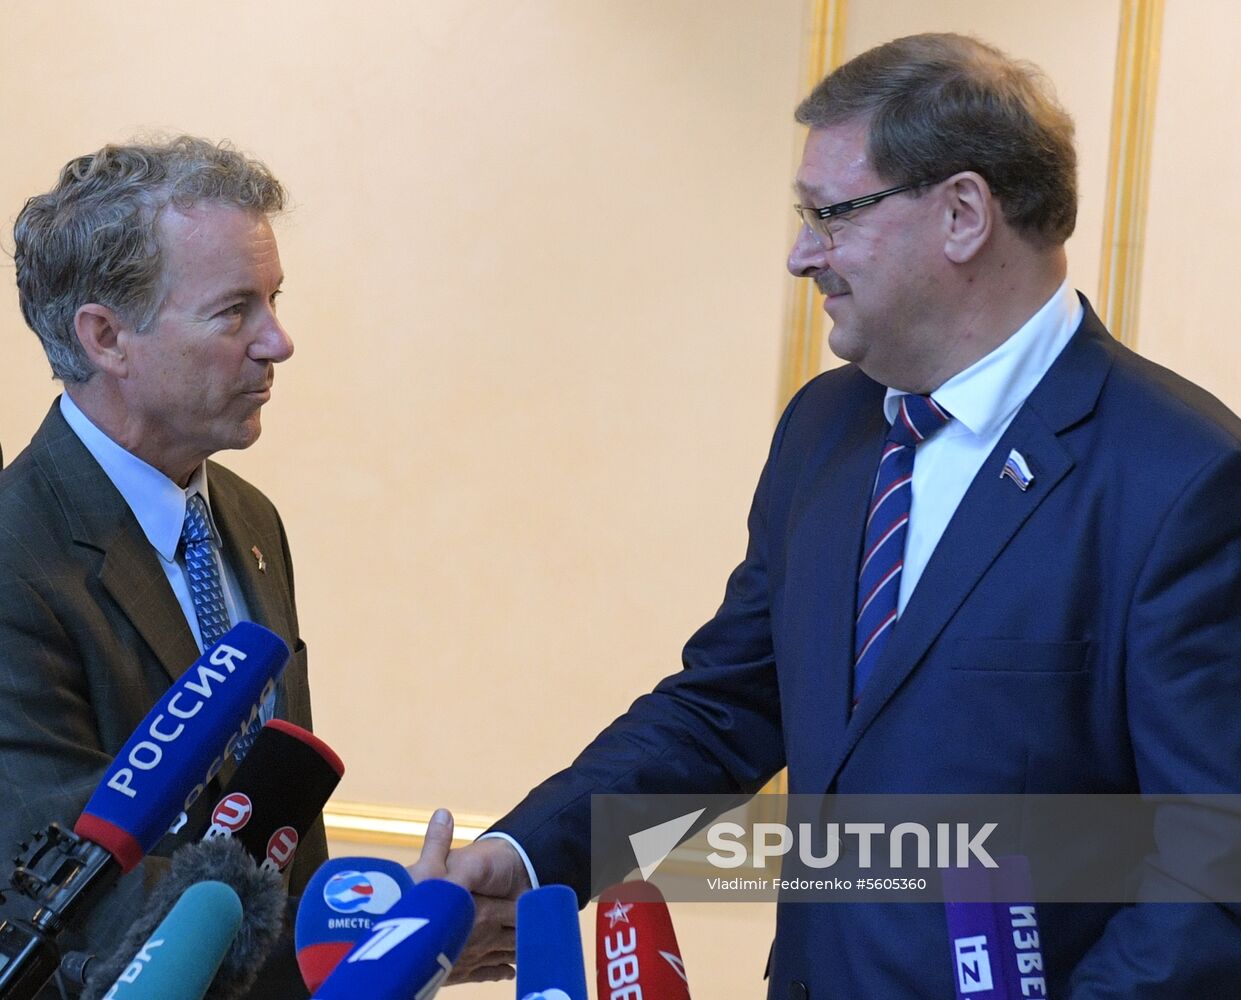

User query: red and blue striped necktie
[853,393,952,703]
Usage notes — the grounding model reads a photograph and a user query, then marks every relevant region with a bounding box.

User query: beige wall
[0,1,1223,997]
[1136,0,1241,411]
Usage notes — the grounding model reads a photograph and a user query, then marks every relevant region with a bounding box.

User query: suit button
[789,982,809,1000]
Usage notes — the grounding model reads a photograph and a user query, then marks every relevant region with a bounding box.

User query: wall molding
[1098,0,1165,348]
[324,801,494,851]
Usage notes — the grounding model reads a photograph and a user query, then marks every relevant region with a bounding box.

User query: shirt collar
[59,393,215,561]
[883,279,1083,437]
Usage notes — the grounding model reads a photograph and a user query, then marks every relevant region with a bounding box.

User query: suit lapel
[97,537,200,681]
[821,305,1114,786]
[209,476,290,641]
[208,464,305,733]
[33,402,199,681]
[783,381,887,792]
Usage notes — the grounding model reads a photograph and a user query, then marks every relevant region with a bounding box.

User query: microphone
[0,622,289,1000]
[516,885,588,1000]
[59,715,342,995]
[82,837,286,1000]
[943,856,1047,1000]
[294,857,416,992]
[595,880,691,999]
[192,719,344,875]
[76,621,292,872]
[311,879,474,1000]
[96,880,242,999]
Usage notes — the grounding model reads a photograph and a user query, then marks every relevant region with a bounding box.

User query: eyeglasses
[793,181,933,250]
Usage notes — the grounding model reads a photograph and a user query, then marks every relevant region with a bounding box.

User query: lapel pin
[1000,449,1034,491]
[250,545,267,573]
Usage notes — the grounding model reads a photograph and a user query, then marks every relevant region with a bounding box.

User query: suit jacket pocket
[952,637,1090,673]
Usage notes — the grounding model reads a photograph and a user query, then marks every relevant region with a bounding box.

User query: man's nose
[787,224,829,277]
[253,311,294,363]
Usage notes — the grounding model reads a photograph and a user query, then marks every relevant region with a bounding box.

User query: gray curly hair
[13,135,286,383]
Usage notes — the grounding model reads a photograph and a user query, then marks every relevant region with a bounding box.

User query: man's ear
[942,172,993,264]
[74,303,129,377]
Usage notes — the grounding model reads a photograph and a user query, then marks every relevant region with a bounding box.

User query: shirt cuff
[476,831,540,889]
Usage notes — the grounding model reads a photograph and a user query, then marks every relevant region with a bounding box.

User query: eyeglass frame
[793,179,943,249]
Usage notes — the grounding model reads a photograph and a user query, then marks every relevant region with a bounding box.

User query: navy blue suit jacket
[495,300,1241,997]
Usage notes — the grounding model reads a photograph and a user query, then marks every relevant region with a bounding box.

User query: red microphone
[595,881,691,1000]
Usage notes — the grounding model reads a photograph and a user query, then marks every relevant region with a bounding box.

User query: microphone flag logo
[604,900,633,927]
[519,992,573,1000]
[323,870,404,914]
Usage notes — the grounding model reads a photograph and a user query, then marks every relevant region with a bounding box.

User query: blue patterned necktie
[853,394,953,704]
[181,493,271,760]
[182,494,231,650]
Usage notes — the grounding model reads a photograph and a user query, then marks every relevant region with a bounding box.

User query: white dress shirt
[885,279,1082,613]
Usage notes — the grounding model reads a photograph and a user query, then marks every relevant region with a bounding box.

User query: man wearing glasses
[418,33,1241,997]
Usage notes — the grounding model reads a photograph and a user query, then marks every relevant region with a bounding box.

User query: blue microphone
[0,623,290,1000]
[101,880,242,999]
[295,857,417,991]
[75,621,290,872]
[516,885,588,1000]
[943,856,1047,999]
[311,879,474,1000]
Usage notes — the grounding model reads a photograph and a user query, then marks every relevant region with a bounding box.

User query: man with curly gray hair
[0,136,323,997]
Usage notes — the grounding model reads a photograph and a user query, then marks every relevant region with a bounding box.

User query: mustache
[815,272,850,297]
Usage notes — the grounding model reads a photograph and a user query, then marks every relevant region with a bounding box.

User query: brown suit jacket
[0,400,326,992]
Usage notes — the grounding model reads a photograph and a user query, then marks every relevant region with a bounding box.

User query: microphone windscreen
[516,884,588,1000]
[75,621,290,872]
[596,880,690,999]
[311,878,474,1000]
[194,719,344,874]
[295,857,416,991]
[83,837,286,1000]
[99,880,242,1000]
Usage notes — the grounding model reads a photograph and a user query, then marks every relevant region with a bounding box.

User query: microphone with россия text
[0,622,290,1000]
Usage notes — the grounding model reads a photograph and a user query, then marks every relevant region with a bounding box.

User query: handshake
[401,808,532,987]
[303,809,691,999]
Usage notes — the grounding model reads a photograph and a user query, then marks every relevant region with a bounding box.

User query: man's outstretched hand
[408,808,532,984]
